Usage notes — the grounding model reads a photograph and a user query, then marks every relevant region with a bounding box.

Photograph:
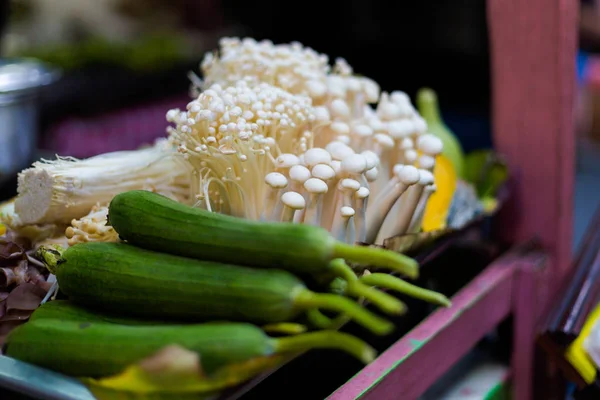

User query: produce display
[0,37,507,398]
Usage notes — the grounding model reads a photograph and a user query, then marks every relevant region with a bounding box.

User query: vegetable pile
[4,190,450,395]
[0,36,507,397]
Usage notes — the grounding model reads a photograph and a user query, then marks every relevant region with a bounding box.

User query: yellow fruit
[422,155,457,232]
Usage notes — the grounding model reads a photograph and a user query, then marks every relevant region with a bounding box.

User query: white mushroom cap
[392,164,405,176]
[374,133,395,149]
[307,81,328,99]
[276,153,300,168]
[281,191,306,209]
[397,165,420,185]
[361,150,379,170]
[417,155,436,170]
[336,135,351,145]
[390,91,410,104]
[355,186,370,199]
[413,116,428,134]
[340,178,361,192]
[304,178,329,194]
[417,169,435,185]
[377,93,402,120]
[404,149,418,164]
[331,121,350,135]
[326,141,354,160]
[362,78,380,103]
[365,167,378,182]
[265,172,288,188]
[312,163,336,180]
[330,99,351,118]
[330,160,342,175]
[417,134,444,156]
[400,137,413,150]
[352,124,373,138]
[341,206,356,217]
[289,165,311,183]
[313,106,330,121]
[387,119,414,139]
[341,153,368,174]
[346,77,362,92]
[368,117,386,132]
[304,148,332,167]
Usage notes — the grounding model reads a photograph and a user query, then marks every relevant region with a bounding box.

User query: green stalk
[273,331,376,364]
[361,273,451,307]
[306,309,337,329]
[329,259,406,315]
[262,323,307,335]
[332,242,419,279]
[296,291,394,336]
[345,282,407,315]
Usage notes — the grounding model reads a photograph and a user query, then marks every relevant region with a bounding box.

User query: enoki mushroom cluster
[167,37,444,245]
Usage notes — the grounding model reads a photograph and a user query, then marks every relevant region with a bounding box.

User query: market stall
[0,0,581,399]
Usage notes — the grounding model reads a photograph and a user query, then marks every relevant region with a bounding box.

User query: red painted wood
[487,0,578,285]
[328,255,519,400]
[511,252,549,400]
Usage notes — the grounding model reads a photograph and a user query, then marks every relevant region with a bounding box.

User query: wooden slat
[512,251,549,400]
[487,0,577,285]
[327,253,519,400]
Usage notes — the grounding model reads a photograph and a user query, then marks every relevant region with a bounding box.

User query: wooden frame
[327,0,579,398]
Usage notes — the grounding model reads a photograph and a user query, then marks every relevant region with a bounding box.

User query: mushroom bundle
[167,37,444,245]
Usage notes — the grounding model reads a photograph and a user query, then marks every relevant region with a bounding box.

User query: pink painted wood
[328,253,520,400]
[487,0,578,285]
[511,251,549,400]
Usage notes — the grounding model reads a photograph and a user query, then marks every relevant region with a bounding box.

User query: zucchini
[5,319,376,377]
[39,242,394,335]
[108,190,418,279]
[29,300,168,325]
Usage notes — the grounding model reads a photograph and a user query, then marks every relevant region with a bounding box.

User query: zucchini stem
[332,242,419,279]
[344,282,407,315]
[296,290,394,336]
[329,259,406,315]
[328,259,358,281]
[306,309,351,330]
[273,331,376,364]
[361,273,452,307]
[262,323,307,335]
[35,245,66,274]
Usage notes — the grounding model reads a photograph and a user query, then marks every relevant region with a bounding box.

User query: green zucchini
[29,300,168,325]
[5,319,376,377]
[39,242,394,335]
[107,190,418,279]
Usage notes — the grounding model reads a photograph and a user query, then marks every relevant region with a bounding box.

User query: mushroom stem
[365,165,420,244]
[391,170,435,237]
[335,206,355,243]
[353,187,370,243]
[302,178,328,226]
[367,164,404,215]
[346,214,356,244]
[408,184,437,233]
[330,179,361,238]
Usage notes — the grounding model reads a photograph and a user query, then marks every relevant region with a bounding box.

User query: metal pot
[0,59,58,185]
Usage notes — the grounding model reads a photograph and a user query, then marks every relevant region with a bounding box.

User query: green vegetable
[108,190,418,279]
[331,273,452,307]
[29,300,167,325]
[417,88,465,178]
[38,242,394,335]
[463,150,509,199]
[5,319,376,378]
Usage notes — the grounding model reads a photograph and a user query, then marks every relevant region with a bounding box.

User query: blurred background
[0,0,596,249]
